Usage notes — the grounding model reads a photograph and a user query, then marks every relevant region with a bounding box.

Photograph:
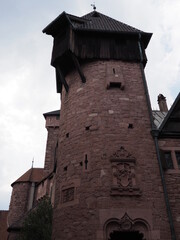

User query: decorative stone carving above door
[105,213,149,240]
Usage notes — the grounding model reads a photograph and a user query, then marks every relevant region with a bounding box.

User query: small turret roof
[12,168,44,186]
[43,110,60,119]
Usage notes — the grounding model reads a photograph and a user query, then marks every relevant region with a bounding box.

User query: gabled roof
[159,93,180,138]
[12,168,44,186]
[74,11,143,33]
[152,110,167,128]
[43,11,152,47]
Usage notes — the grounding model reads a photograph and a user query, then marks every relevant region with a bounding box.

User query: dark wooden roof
[159,93,180,138]
[43,11,152,93]
[74,11,141,32]
[43,11,151,48]
[43,110,60,119]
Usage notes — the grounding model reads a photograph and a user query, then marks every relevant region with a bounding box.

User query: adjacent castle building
[1,10,180,240]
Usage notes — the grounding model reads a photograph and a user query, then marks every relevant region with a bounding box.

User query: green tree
[19,196,53,240]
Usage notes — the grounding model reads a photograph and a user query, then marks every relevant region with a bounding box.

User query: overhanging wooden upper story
[43,11,152,93]
[43,11,152,65]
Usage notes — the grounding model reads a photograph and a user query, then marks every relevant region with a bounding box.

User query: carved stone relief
[119,213,134,231]
[110,146,133,160]
[110,147,141,196]
[59,179,80,207]
[114,163,133,187]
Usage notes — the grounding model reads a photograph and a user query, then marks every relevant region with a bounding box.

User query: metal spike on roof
[32,157,34,168]
[91,3,96,11]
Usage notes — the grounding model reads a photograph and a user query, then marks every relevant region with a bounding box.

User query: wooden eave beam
[169,117,180,121]
[55,68,62,93]
[70,53,86,83]
[160,131,180,138]
[56,65,69,93]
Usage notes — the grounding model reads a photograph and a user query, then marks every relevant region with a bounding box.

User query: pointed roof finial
[32,158,34,168]
[91,3,96,11]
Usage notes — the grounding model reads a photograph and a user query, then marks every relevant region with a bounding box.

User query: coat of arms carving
[110,147,141,196]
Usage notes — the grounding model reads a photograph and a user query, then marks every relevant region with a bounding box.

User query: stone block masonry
[52,60,171,240]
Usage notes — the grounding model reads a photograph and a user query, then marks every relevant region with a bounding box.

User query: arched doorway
[108,230,145,240]
[105,213,150,240]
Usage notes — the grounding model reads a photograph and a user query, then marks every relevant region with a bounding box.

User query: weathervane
[91,3,96,11]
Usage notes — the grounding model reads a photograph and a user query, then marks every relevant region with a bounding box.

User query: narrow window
[109,82,121,89]
[66,133,69,138]
[175,151,180,169]
[128,123,133,129]
[85,154,88,170]
[164,151,173,169]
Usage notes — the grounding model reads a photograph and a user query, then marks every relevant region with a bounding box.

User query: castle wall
[44,126,59,174]
[52,60,171,240]
[35,175,55,204]
[8,182,30,226]
[0,211,8,240]
[159,138,180,239]
[35,180,48,201]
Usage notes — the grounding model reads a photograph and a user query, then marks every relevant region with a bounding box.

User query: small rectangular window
[109,82,121,89]
[175,151,180,169]
[164,151,173,169]
[62,187,74,203]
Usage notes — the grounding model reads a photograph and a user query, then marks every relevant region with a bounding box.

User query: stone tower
[43,11,171,240]
[43,110,60,175]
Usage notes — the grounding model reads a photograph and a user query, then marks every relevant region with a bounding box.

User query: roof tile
[12,168,44,186]
[69,11,143,33]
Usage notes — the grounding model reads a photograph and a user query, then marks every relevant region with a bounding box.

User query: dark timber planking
[43,11,152,93]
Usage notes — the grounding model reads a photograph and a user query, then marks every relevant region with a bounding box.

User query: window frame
[160,148,180,171]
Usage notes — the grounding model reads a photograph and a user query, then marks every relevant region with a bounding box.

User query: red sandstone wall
[35,179,48,201]
[159,138,180,239]
[0,211,8,240]
[44,126,59,174]
[8,182,30,227]
[45,115,59,128]
[52,60,171,240]
[35,176,55,208]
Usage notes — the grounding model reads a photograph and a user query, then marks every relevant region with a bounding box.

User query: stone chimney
[158,94,168,112]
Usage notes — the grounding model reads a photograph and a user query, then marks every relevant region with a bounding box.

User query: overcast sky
[0,0,179,210]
